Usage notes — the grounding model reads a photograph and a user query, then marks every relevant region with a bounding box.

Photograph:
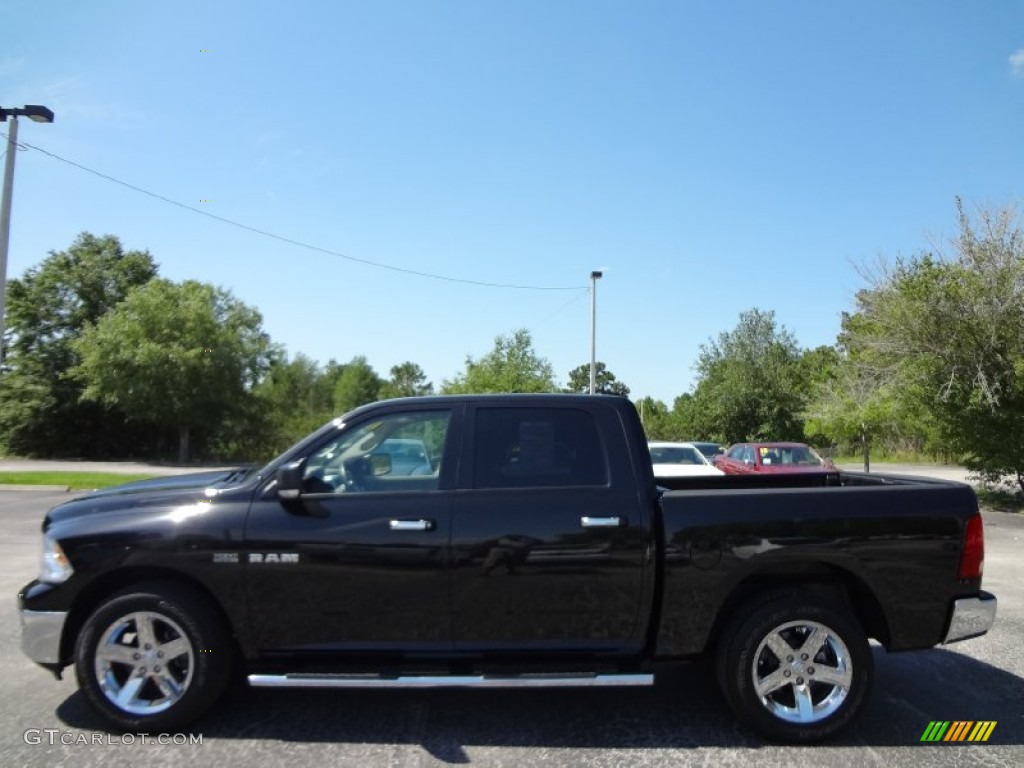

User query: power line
[4,133,588,291]
[529,287,590,331]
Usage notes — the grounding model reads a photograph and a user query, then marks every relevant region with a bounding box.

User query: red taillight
[957,513,985,580]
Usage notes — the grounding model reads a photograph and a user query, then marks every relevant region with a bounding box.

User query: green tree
[843,199,1024,492]
[316,359,349,411]
[235,353,334,457]
[692,308,807,443]
[565,362,630,396]
[800,345,841,390]
[804,317,943,466]
[260,354,328,427]
[798,344,844,453]
[70,279,275,462]
[803,347,898,471]
[442,329,558,394]
[332,356,383,413]
[635,396,683,439]
[221,355,363,461]
[0,233,158,457]
[380,361,434,399]
[669,393,701,440]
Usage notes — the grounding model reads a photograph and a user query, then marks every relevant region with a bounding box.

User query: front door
[244,407,457,653]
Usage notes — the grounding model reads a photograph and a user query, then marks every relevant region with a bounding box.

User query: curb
[0,484,71,492]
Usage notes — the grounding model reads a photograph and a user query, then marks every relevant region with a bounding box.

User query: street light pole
[0,105,55,360]
[589,270,602,394]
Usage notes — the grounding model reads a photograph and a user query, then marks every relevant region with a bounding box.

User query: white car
[648,441,724,478]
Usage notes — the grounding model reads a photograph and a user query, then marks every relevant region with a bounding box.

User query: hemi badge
[213,552,239,564]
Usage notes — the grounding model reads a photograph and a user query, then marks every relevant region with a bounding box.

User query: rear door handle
[581,516,624,528]
[389,519,436,532]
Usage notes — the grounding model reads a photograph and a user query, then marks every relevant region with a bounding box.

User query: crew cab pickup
[18,394,997,742]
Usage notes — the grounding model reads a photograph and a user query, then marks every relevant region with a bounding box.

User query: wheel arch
[60,567,239,666]
[707,562,891,654]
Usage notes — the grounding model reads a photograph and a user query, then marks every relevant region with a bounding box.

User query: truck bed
[654,471,980,657]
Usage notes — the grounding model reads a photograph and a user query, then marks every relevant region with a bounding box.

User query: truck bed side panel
[654,479,979,657]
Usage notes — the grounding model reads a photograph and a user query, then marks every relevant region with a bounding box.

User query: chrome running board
[248,672,653,689]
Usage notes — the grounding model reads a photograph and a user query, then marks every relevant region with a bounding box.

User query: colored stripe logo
[920,721,996,743]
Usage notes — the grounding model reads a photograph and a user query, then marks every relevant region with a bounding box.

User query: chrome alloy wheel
[751,619,853,724]
[93,611,195,716]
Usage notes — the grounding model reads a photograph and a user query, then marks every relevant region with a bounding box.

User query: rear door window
[472,407,608,489]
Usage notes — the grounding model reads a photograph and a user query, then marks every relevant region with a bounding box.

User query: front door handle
[581,516,624,528]
[389,519,436,531]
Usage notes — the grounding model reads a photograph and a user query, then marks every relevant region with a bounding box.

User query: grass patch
[0,472,159,490]
[975,487,1024,514]
[827,453,951,465]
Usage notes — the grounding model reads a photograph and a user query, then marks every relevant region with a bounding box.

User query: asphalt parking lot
[1,490,1021,767]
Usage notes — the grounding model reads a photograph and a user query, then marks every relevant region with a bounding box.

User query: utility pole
[0,105,55,360]
[589,270,602,394]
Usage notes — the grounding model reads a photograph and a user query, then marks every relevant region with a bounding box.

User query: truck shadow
[56,647,1022,760]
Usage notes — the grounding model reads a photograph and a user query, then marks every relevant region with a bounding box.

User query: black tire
[716,591,873,742]
[74,582,231,732]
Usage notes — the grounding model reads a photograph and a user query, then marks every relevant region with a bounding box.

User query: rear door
[450,402,649,653]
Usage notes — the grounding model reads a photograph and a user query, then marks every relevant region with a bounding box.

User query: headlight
[39,535,73,584]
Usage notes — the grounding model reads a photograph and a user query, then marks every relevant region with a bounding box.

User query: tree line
[1,199,1021,493]
[0,234,625,464]
[638,199,1024,493]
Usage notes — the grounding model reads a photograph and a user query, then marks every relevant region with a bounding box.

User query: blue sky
[3,0,1023,403]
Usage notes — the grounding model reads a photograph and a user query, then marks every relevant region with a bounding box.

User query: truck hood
[43,468,255,530]
[82,468,253,498]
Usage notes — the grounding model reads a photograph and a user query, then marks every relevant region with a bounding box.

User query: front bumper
[943,591,997,644]
[20,608,68,665]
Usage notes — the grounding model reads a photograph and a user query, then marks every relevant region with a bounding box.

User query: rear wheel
[716,592,873,742]
[75,582,230,732]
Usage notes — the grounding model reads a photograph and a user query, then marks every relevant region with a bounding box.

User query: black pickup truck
[18,394,996,742]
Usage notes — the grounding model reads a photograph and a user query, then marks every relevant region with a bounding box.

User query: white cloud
[1010,49,1024,77]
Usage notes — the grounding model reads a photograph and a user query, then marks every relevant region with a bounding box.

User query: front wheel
[716,592,873,742]
[74,582,231,732]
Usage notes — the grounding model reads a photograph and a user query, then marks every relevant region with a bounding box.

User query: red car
[713,442,834,475]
